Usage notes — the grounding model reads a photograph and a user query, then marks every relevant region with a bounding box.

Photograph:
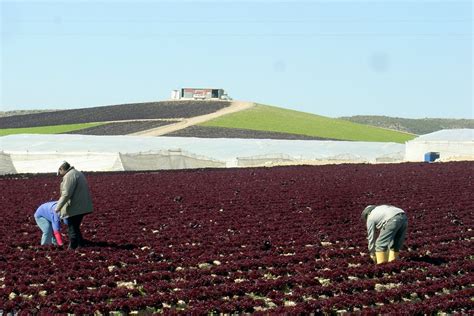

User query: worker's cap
[57,161,70,176]
[361,205,376,222]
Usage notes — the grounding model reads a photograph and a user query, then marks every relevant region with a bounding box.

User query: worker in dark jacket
[361,205,408,264]
[55,161,93,249]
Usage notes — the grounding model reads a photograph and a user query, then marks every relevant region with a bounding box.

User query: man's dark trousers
[67,214,85,249]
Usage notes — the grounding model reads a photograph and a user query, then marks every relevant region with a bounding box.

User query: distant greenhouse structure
[171,88,231,101]
[405,129,473,162]
[0,134,406,174]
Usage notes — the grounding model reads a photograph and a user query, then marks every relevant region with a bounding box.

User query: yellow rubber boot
[388,250,399,262]
[375,251,388,264]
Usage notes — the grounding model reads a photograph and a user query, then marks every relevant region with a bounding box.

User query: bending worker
[55,161,94,249]
[361,205,408,264]
[34,201,67,246]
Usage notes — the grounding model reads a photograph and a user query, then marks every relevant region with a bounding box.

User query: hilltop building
[171,88,231,101]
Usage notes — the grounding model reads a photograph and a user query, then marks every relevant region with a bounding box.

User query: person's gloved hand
[53,231,63,246]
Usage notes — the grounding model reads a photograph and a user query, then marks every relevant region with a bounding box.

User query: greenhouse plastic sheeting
[410,129,473,142]
[9,152,124,174]
[405,129,474,162]
[0,152,16,175]
[119,150,226,171]
[0,134,405,174]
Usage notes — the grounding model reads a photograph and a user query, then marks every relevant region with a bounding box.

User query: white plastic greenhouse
[0,134,406,174]
[405,129,474,162]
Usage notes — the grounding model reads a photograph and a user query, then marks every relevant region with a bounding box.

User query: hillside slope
[339,115,474,135]
[131,101,254,136]
[199,104,416,143]
[0,101,231,128]
[1,101,419,143]
[165,125,339,140]
[0,110,57,118]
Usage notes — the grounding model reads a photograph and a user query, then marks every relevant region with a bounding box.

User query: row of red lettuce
[0,162,472,313]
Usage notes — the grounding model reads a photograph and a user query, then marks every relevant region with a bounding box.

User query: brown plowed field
[164,126,338,140]
[0,101,230,128]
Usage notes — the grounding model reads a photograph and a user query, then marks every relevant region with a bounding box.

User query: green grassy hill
[0,123,105,136]
[200,104,416,143]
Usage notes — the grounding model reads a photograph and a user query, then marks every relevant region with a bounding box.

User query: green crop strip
[0,122,106,136]
[201,104,416,143]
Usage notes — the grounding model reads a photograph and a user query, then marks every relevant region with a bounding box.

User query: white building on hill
[171,88,231,101]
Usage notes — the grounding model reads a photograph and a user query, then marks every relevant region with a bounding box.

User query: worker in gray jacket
[361,205,408,264]
[55,161,94,249]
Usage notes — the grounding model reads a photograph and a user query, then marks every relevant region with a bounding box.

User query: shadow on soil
[82,240,138,250]
[410,255,448,266]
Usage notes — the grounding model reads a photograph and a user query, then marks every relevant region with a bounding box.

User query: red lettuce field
[1,162,472,314]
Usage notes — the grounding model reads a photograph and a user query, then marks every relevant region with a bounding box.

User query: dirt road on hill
[130,101,255,136]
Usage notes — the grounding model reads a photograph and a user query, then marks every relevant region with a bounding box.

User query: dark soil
[62,120,179,135]
[0,101,230,128]
[164,126,338,140]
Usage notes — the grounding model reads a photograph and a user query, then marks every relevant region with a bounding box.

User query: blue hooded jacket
[34,201,68,232]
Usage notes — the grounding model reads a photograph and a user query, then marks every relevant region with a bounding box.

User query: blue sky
[1,0,472,118]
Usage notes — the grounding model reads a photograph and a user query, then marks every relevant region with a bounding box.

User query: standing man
[55,161,93,249]
[361,205,408,264]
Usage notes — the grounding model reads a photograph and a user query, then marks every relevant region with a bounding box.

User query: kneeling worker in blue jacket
[34,201,68,246]
[361,205,408,264]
